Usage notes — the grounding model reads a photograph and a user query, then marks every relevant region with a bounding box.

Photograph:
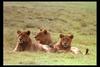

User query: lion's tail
[85,48,89,55]
[80,48,89,55]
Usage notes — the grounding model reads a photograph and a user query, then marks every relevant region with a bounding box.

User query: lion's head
[17,30,30,44]
[34,29,52,45]
[59,33,73,48]
[14,30,32,51]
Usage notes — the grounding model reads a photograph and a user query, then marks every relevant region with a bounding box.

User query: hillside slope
[4,2,96,35]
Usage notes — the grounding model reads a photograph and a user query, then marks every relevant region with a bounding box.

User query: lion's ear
[40,29,43,31]
[26,30,30,35]
[17,30,21,34]
[60,34,64,38]
[69,34,74,39]
[67,33,74,39]
[44,30,48,34]
[38,27,43,31]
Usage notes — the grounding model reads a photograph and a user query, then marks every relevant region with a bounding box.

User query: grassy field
[3,2,97,65]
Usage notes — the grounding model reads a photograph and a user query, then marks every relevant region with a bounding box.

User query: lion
[53,33,89,55]
[13,30,54,52]
[53,33,73,52]
[13,30,36,52]
[34,28,53,47]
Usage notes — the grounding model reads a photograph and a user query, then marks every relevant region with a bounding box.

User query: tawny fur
[34,29,52,46]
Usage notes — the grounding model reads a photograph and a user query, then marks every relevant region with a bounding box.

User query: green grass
[3,2,97,65]
[4,51,96,65]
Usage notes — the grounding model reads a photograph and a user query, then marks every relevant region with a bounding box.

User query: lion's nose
[34,36,37,38]
[64,43,67,45]
[20,38,22,41]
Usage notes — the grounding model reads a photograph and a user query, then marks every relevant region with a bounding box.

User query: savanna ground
[3,2,97,65]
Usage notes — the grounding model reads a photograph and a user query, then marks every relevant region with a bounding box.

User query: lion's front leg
[53,45,61,52]
[13,43,21,52]
[13,44,18,52]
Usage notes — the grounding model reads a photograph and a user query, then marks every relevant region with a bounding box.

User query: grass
[3,2,97,65]
[4,49,96,65]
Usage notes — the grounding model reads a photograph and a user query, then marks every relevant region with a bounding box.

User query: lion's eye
[66,38,69,40]
[63,38,69,41]
[23,34,26,37]
[37,34,39,36]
